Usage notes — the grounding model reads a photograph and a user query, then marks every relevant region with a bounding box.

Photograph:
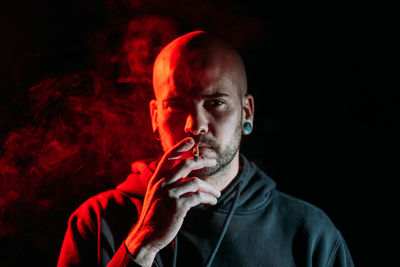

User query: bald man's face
[150,43,253,178]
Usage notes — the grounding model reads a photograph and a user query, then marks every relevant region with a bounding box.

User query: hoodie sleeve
[107,243,142,266]
[57,212,143,267]
[57,191,156,267]
[327,235,354,267]
[57,211,98,266]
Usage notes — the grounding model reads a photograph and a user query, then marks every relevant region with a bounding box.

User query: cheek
[212,108,242,138]
[160,111,186,129]
[158,111,186,144]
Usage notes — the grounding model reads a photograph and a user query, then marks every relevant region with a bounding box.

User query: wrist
[125,233,159,267]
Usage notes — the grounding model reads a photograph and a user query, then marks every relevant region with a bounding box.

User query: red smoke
[0,15,180,265]
[0,1,264,265]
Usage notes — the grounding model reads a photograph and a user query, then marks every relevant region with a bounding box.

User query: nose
[184,109,208,135]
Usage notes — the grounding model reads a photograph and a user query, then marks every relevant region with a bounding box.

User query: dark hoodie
[57,155,354,267]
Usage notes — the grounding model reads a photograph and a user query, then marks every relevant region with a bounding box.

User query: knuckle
[183,193,197,207]
[167,188,178,199]
[192,191,201,199]
[192,177,201,185]
[188,177,200,187]
[177,197,189,210]
[183,158,192,169]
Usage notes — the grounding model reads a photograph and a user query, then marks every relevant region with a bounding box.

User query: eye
[204,99,225,110]
[164,101,185,112]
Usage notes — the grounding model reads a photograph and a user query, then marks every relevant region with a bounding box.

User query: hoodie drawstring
[205,181,242,267]
[172,235,178,267]
[171,181,242,267]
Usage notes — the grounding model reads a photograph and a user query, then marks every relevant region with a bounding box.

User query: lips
[197,143,211,148]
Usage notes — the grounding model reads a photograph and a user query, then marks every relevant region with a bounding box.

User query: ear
[242,93,254,123]
[149,99,158,133]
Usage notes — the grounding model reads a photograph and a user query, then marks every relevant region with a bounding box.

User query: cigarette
[193,144,199,161]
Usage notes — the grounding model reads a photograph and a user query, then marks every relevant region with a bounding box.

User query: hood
[116,154,276,212]
[116,158,158,198]
[206,154,276,213]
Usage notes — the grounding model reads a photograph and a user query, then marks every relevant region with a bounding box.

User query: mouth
[195,142,212,148]
[198,144,211,148]
[195,146,216,159]
[193,143,214,160]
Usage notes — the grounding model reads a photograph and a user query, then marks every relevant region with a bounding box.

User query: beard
[190,118,243,178]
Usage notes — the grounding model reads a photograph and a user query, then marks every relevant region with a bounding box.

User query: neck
[207,152,240,192]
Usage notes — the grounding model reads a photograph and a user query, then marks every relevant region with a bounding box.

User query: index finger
[152,137,195,181]
[165,137,195,161]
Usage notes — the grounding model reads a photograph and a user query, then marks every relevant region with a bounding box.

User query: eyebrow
[202,92,231,99]
[164,95,184,102]
[164,92,231,101]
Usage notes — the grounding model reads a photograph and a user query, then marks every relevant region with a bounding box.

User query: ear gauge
[242,121,253,135]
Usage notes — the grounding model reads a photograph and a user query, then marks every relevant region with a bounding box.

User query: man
[57,31,354,266]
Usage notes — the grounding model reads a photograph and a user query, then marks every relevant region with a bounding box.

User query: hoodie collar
[192,154,276,213]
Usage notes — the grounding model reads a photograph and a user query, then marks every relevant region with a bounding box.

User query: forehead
[154,54,241,101]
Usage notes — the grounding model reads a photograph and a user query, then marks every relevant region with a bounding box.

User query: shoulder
[273,190,338,233]
[271,191,353,265]
[68,189,142,232]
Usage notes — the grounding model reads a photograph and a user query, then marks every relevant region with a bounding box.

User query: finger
[165,137,194,160]
[166,157,217,184]
[178,191,218,210]
[151,138,195,183]
[168,178,221,199]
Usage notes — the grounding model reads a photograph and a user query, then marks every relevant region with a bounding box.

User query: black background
[0,0,395,266]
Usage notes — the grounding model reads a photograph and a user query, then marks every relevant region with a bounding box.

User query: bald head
[149,31,255,184]
[152,31,247,99]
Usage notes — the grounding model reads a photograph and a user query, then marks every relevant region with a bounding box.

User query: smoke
[0,1,265,265]
[0,14,180,227]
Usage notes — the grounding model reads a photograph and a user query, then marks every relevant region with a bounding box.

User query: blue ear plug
[243,122,252,134]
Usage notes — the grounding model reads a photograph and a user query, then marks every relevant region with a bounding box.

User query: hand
[125,137,221,266]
